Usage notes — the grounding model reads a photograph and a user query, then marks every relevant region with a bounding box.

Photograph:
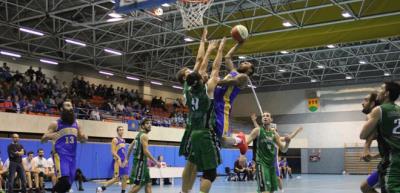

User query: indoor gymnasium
[0,0,399,193]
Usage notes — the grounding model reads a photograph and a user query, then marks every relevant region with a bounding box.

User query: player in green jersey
[360,81,400,193]
[183,37,227,193]
[246,112,291,193]
[126,118,160,193]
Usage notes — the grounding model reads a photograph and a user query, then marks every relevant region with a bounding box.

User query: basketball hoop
[176,0,214,30]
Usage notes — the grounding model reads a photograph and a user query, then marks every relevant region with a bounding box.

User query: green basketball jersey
[378,103,400,156]
[256,127,277,166]
[133,131,146,161]
[186,84,211,130]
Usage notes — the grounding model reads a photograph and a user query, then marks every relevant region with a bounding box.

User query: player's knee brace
[53,176,71,193]
[202,169,217,182]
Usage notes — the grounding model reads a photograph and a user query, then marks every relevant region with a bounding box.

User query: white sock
[234,136,242,145]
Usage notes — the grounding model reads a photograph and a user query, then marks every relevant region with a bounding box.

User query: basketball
[231,25,249,43]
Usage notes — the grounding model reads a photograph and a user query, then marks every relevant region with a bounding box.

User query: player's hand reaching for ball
[250,113,257,122]
[208,40,219,51]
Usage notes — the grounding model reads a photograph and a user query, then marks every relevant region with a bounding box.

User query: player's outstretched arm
[193,28,208,73]
[275,132,290,153]
[224,43,242,72]
[250,113,260,129]
[246,127,260,145]
[41,121,58,143]
[207,37,226,96]
[289,127,303,139]
[199,39,219,77]
[217,73,248,88]
[360,107,380,139]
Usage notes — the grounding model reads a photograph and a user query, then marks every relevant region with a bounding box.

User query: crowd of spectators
[0,62,188,127]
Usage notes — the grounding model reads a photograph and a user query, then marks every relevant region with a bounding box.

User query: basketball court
[0,0,400,193]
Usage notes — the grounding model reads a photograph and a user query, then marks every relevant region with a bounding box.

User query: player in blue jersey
[214,42,255,154]
[41,101,87,193]
[97,126,129,193]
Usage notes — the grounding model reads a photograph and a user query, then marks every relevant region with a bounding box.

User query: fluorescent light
[184,37,194,42]
[0,51,21,58]
[161,3,171,7]
[278,69,287,72]
[247,84,257,88]
[341,11,352,18]
[40,59,58,65]
[126,76,140,81]
[359,60,367,64]
[282,21,293,27]
[238,56,247,59]
[108,13,122,18]
[345,75,353,80]
[172,85,183,89]
[65,39,86,47]
[151,81,163,85]
[327,44,336,49]
[384,72,391,76]
[19,27,44,36]
[99,71,114,76]
[104,48,122,56]
[107,18,124,22]
[317,65,325,69]
[280,50,289,54]
[311,79,317,83]
[110,0,115,3]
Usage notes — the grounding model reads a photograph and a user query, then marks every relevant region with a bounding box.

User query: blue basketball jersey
[54,119,79,157]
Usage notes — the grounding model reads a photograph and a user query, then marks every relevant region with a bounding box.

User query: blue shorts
[275,161,281,177]
[54,153,76,185]
[113,159,129,177]
[367,171,379,188]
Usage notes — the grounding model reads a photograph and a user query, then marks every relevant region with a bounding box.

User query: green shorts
[129,159,150,186]
[256,163,278,193]
[188,129,221,172]
[179,126,192,158]
[380,154,400,193]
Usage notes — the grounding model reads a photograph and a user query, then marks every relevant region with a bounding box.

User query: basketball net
[176,0,214,30]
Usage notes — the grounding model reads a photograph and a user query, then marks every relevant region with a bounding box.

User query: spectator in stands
[34,97,47,113]
[106,85,115,99]
[173,98,180,109]
[4,95,14,112]
[90,107,101,121]
[103,100,116,115]
[116,101,125,113]
[19,95,29,112]
[1,63,12,81]
[35,67,44,81]
[23,151,35,191]
[32,148,53,191]
[13,70,24,82]
[25,66,35,80]
[7,133,26,193]
[13,95,21,113]
[234,155,249,181]
[151,96,157,108]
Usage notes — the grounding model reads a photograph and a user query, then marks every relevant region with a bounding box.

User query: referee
[7,133,26,193]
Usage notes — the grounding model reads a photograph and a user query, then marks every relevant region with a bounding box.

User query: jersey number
[191,98,199,111]
[65,136,74,144]
[393,119,400,134]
